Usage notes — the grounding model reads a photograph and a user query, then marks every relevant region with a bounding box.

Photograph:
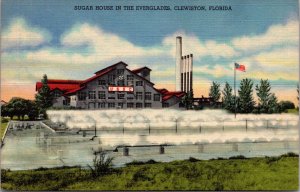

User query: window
[145,103,152,108]
[127,97,134,100]
[136,92,142,100]
[63,100,68,105]
[162,103,169,108]
[154,94,160,101]
[108,103,115,108]
[127,75,134,81]
[98,80,106,85]
[145,92,151,100]
[136,81,143,86]
[98,91,106,99]
[127,103,134,108]
[78,92,86,101]
[88,91,96,99]
[136,103,143,108]
[117,103,123,109]
[108,74,116,85]
[117,69,124,75]
[127,75,134,86]
[117,80,125,86]
[54,91,61,98]
[98,102,105,108]
[118,93,125,100]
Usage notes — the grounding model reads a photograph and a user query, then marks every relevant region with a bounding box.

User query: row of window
[99,78,144,86]
[96,102,152,109]
[78,91,160,101]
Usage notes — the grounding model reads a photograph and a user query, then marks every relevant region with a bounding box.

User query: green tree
[8,97,29,120]
[268,93,280,113]
[35,74,53,115]
[222,82,234,112]
[238,78,255,113]
[209,81,221,107]
[255,79,272,113]
[27,100,39,120]
[279,100,295,112]
[182,90,194,110]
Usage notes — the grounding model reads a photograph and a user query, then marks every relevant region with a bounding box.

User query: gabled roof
[64,85,87,95]
[36,79,82,92]
[157,89,185,101]
[132,66,152,74]
[82,67,115,85]
[94,61,128,75]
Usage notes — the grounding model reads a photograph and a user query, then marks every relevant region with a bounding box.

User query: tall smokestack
[190,54,193,92]
[176,36,182,91]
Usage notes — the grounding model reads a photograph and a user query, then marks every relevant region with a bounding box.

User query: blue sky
[1,0,299,103]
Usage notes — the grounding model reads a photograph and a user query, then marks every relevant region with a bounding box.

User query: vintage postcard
[1,0,299,191]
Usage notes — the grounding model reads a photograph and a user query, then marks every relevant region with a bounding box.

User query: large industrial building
[36,61,185,109]
[36,37,199,109]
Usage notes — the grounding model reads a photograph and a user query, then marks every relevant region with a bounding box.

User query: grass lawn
[1,155,298,191]
[0,121,8,138]
[287,108,299,114]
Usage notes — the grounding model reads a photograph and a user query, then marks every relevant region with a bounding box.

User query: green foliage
[181,90,194,109]
[238,78,255,113]
[279,101,295,112]
[255,79,272,113]
[280,152,298,157]
[1,98,39,120]
[267,93,280,113]
[209,81,221,103]
[88,152,114,177]
[228,155,247,160]
[255,79,281,113]
[1,156,298,191]
[35,74,54,113]
[222,82,234,112]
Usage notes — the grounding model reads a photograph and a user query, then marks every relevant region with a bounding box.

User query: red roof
[36,79,82,92]
[157,89,185,101]
[64,86,87,95]
[82,67,115,85]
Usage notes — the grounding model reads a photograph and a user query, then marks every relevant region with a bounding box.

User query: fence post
[159,145,165,154]
[266,120,269,129]
[123,147,129,156]
[245,119,248,132]
[122,124,125,134]
[199,124,202,133]
[175,119,178,133]
[148,123,151,135]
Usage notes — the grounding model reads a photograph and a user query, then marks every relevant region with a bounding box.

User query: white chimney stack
[176,36,182,91]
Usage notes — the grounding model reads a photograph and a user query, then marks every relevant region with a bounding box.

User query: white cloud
[1,18,51,50]
[232,19,299,51]
[61,23,164,60]
[194,64,232,78]
[162,31,237,59]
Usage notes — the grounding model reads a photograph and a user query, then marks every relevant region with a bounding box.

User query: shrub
[188,157,200,162]
[88,152,114,178]
[228,155,247,159]
[280,152,299,157]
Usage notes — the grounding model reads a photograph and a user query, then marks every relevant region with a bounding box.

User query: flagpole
[234,63,236,118]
